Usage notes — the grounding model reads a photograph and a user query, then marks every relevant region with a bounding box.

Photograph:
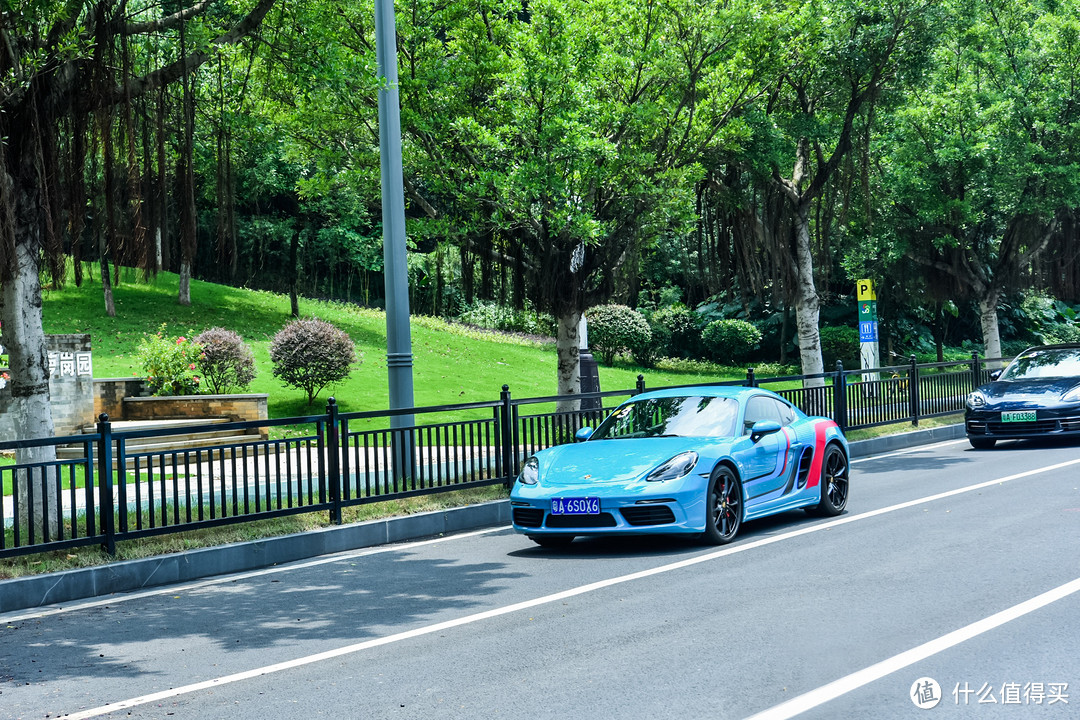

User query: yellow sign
[857,279,876,301]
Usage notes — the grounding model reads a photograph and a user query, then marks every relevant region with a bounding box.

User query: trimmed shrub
[137,325,205,396]
[193,328,257,394]
[270,318,359,405]
[586,304,652,366]
[819,325,860,369]
[702,319,762,366]
[651,305,702,359]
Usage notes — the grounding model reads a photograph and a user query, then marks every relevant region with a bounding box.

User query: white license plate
[1001,410,1037,423]
[551,497,600,515]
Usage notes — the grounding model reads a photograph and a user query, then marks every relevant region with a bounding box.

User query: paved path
[1,437,1078,719]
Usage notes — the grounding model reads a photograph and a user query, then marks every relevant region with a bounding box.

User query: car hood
[532,437,712,486]
[978,377,1080,405]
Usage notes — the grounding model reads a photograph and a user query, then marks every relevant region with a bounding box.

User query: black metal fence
[1,353,999,559]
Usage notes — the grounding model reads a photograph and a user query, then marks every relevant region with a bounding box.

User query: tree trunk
[2,197,59,539]
[289,221,301,317]
[178,260,192,305]
[555,309,583,413]
[793,204,824,387]
[979,291,1004,367]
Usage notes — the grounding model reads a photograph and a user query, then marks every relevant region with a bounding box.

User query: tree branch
[105,0,277,107]
[124,0,215,36]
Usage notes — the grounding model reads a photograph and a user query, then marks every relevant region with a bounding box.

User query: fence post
[96,413,115,556]
[833,361,848,432]
[326,397,342,525]
[970,351,982,391]
[636,375,646,395]
[746,367,757,388]
[500,385,514,486]
[909,354,920,426]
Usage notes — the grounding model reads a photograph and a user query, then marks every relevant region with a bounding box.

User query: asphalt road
[2,437,1079,720]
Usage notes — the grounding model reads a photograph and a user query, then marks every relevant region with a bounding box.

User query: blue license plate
[551,497,600,515]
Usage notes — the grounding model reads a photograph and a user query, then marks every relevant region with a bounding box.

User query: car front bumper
[965,404,1080,440]
[509,474,709,536]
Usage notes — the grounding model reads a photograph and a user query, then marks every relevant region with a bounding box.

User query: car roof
[629,385,773,402]
[1015,343,1080,353]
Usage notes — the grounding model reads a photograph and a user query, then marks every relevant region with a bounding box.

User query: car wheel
[702,465,742,545]
[528,535,575,548]
[968,437,996,450]
[808,443,849,517]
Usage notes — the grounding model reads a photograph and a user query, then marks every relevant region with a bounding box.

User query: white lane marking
[58,456,1080,719]
[1,527,506,624]
[851,438,968,464]
[743,576,1080,720]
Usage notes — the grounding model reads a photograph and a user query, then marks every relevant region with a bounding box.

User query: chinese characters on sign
[46,351,93,379]
[953,681,1069,706]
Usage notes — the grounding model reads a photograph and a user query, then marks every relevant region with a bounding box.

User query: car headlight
[966,390,988,408]
[518,456,539,485]
[645,451,699,482]
[1063,384,1080,403]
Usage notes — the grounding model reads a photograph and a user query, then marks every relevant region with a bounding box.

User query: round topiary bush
[193,327,257,394]
[586,304,652,366]
[270,318,359,405]
[702,319,762,366]
[651,305,702,359]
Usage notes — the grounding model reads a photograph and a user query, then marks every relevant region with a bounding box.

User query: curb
[847,422,967,458]
[1,424,967,615]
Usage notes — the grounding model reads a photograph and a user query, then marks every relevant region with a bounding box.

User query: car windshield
[999,348,1080,381]
[590,396,739,439]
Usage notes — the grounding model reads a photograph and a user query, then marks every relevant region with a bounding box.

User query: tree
[0,0,277,536]
[878,0,1080,361]
[754,0,936,384]
[394,0,775,406]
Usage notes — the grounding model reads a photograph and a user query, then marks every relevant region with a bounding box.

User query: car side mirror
[574,427,594,442]
[989,370,1002,381]
[750,420,782,443]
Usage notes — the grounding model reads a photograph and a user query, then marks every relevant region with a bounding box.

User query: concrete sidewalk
[0,423,966,615]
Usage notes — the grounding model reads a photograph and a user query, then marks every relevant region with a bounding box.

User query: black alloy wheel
[809,444,849,516]
[703,466,742,545]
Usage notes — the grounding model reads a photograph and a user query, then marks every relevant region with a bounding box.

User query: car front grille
[620,506,676,526]
[545,512,618,529]
[985,420,1060,434]
[512,508,544,528]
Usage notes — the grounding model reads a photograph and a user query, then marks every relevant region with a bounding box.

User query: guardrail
[1,352,997,559]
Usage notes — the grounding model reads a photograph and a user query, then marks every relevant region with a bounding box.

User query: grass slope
[41,268,735,418]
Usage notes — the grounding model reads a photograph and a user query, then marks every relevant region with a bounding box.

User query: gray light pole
[375,0,415,468]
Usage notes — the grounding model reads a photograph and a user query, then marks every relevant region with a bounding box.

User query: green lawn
[40,267,740,419]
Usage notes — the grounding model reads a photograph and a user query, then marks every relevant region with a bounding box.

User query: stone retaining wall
[122,394,269,423]
[95,378,149,421]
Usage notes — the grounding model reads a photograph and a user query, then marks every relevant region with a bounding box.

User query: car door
[734,396,789,502]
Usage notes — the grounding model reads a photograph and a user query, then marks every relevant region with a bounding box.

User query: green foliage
[586,305,652,366]
[701,319,761,366]
[270,318,359,405]
[819,326,860,370]
[137,325,205,396]
[193,328,257,395]
[650,306,702,359]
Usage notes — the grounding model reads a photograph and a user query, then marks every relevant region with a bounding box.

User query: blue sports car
[510,386,850,547]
